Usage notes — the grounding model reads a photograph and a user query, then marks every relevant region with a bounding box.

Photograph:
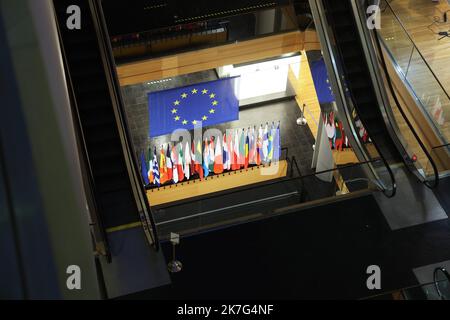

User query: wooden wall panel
[288,51,321,138]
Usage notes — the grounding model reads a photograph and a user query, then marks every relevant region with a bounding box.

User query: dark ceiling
[101,0,292,36]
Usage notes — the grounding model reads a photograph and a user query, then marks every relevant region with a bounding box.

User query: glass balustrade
[378,0,450,146]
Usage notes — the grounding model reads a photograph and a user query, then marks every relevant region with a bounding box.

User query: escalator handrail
[434,267,450,300]
[370,26,440,188]
[432,142,450,150]
[380,0,450,102]
[89,0,160,251]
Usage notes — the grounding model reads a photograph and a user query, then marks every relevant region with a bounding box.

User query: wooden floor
[381,0,450,144]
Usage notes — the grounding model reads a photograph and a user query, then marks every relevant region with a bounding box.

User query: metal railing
[364,2,440,187]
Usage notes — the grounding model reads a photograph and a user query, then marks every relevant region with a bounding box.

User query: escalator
[319,0,402,164]
[53,0,157,238]
[54,0,133,230]
[53,0,171,298]
[309,0,442,189]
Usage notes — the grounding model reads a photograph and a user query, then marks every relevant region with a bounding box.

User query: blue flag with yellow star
[310,58,335,104]
[149,77,240,137]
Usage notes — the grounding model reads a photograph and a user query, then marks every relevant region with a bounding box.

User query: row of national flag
[140,123,281,187]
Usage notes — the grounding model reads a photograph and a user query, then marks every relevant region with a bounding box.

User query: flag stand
[167,233,182,273]
[147,160,289,207]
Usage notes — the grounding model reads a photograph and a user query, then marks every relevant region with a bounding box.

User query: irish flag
[177,143,185,182]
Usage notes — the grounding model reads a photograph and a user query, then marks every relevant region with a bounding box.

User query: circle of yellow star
[174,116,180,121]
[171,108,178,114]
[209,93,216,99]
[202,115,208,121]
[174,100,180,106]
[182,120,188,125]
[209,109,215,114]
[202,89,208,94]
[191,89,198,94]
[212,100,218,106]
[181,93,188,99]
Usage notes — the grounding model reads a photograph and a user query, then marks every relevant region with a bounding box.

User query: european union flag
[310,58,335,104]
[149,77,240,138]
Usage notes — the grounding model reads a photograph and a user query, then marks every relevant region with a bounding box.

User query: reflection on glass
[434,268,450,300]
[152,158,390,240]
[426,143,450,175]
[378,1,450,145]
[111,6,298,62]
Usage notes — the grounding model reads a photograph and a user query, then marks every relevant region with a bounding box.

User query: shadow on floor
[121,194,450,300]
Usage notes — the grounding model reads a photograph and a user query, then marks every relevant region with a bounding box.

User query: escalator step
[80,112,116,128]
[78,105,114,119]
[332,15,354,28]
[98,190,139,223]
[76,94,112,108]
[75,80,109,94]
[93,162,127,178]
[91,150,124,167]
[85,128,119,144]
[96,178,132,194]
[347,77,370,90]
[345,61,365,74]
[71,67,105,79]
[341,49,361,60]
[352,89,375,104]
[70,49,100,62]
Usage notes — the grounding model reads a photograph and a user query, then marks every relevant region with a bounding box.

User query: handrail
[371,23,440,188]
[432,142,450,150]
[381,0,450,102]
[51,4,112,262]
[90,0,160,251]
[153,158,381,211]
[434,267,450,300]
[376,35,449,146]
